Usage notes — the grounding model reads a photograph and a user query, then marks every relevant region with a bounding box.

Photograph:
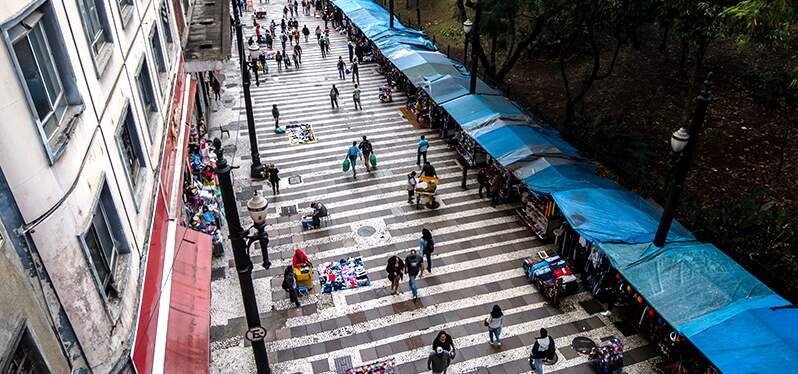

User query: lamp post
[653,73,713,248]
[213,138,272,373]
[463,19,472,67]
[389,0,394,28]
[230,0,266,178]
[468,0,481,94]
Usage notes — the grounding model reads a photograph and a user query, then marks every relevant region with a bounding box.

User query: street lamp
[467,0,481,94]
[389,0,395,28]
[463,19,472,66]
[652,73,714,248]
[230,0,266,178]
[213,138,272,374]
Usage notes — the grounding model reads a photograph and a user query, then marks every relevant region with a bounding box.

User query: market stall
[318,257,370,294]
[286,123,317,146]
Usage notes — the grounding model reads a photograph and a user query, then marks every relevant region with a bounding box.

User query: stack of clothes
[286,123,317,145]
[318,257,370,294]
[345,358,394,374]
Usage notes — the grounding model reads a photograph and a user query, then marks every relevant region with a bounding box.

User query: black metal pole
[416,0,421,28]
[255,223,271,269]
[653,73,713,247]
[389,0,394,28]
[231,0,265,178]
[464,35,469,66]
[469,1,481,94]
[213,139,271,374]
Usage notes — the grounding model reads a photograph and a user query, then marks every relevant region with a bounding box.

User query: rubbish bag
[342,158,350,172]
[369,153,377,167]
[274,127,285,134]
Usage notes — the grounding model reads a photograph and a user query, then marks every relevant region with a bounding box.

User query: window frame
[149,24,167,80]
[159,1,173,44]
[118,0,135,28]
[76,0,115,76]
[135,58,160,142]
[0,321,52,373]
[115,100,147,211]
[77,175,131,315]
[1,0,85,164]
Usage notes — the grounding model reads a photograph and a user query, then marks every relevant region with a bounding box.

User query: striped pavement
[208,2,661,373]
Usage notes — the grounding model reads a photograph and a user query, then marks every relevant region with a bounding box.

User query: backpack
[330,89,338,98]
[360,140,372,153]
[425,239,434,254]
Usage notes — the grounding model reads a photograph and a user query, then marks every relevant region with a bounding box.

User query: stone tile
[311,359,329,373]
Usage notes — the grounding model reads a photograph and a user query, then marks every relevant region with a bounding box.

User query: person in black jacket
[267,164,280,194]
[281,266,301,308]
[385,255,404,295]
[432,331,456,360]
[529,328,555,373]
[358,136,373,172]
[477,167,490,198]
[272,104,280,129]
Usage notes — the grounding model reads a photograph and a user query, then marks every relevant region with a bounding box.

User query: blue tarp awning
[511,158,617,194]
[421,74,501,104]
[597,241,790,337]
[551,188,694,244]
[471,121,581,166]
[388,50,464,86]
[442,94,528,131]
[692,306,798,374]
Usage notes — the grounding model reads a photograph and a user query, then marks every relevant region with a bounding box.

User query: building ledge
[184,0,231,72]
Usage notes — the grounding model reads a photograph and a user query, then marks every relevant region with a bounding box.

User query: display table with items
[345,358,395,374]
[414,176,439,209]
[286,123,317,145]
[517,192,564,240]
[318,257,370,293]
[589,336,624,374]
[523,254,578,306]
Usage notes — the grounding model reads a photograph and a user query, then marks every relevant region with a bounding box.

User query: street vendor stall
[517,191,564,240]
[414,175,439,209]
[286,123,317,145]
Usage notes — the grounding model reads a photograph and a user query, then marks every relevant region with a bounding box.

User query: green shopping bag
[369,153,377,167]
[342,157,351,172]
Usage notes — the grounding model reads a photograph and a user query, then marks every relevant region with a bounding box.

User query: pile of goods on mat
[286,123,317,145]
[318,257,370,293]
[345,358,395,374]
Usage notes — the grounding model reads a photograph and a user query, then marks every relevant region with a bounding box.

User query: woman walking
[420,228,435,272]
[486,305,504,346]
[272,104,280,129]
[386,255,405,295]
[432,331,456,360]
[407,171,417,204]
[268,164,280,194]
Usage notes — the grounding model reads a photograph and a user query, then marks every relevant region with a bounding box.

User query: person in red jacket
[292,248,312,268]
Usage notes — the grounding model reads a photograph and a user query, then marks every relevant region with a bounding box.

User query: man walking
[428,347,451,374]
[293,43,302,64]
[358,135,372,172]
[529,328,556,374]
[477,167,490,198]
[351,60,360,85]
[347,39,354,62]
[337,56,346,80]
[272,104,280,129]
[319,35,326,58]
[347,141,360,178]
[352,84,362,110]
[329,84,340,109]
[417,135,429,165]
[302,24,310,42]
[405,249,422,301]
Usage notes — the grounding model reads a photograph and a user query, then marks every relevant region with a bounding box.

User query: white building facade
[0,0,196,371]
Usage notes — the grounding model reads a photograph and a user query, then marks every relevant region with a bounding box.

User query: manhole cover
[280,205,297,216]
[288,175,302,185]
[572,336,597,354]
[357,226,376,237]
[544,353,559,365]
[333,355,353,373]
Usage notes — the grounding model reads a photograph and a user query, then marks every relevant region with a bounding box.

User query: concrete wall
[0,0,183,371]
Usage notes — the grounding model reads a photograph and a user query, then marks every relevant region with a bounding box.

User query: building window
[76,0,114,74]
[150,26,167,75]
[136,60,159,141]
[3,325,50,373]
[3,5,84,163]
[159,1,173,44]
[80,181,129,301]
[118,0,135,27]
[116,103,146,203]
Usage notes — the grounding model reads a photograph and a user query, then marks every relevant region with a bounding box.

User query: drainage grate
[571,336,597,354]
[280,205,298,216]
[288,175,302,185]
[357,226,376,237]
[333,355,353,374]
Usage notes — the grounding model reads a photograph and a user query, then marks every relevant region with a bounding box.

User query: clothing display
[345,358,395,374]
[318,257,370,293]
[589,336,624,374]
[183,120,225,256]
[516,192,563,240]
[286,123,317,145]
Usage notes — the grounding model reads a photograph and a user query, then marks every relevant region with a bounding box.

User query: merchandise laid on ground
[286,123,318,145]
[207,0,798,373]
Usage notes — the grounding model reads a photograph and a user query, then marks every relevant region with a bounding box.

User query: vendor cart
[254,5,267,19]
[415,176,439,209]
[293,264,313,292]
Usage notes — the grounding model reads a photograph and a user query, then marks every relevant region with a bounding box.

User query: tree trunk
[678,38,689,76]
[490,32,498,73]
[659,22,671,51]
[455,0,466,22]
[495,18,543,82]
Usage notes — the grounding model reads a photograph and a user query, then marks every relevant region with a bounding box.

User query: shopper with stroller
[385,255,404,295]
[486,305,504,346]
[405,249,422,301]
[420,228,435,272]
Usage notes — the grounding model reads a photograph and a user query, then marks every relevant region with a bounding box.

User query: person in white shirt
[486,305,504,346]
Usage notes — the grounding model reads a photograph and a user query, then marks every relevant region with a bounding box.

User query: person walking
[272,104,280,129]
[352,84,362,110]
[302,24,310,42]
[249,57,260,87]
[281,266,301,308]
[486,305,504,346]
[351,60,360,85]
[417,135,430,165]
[280,31,288,52]
[283,52,292,71]
[419,228,434,272]
[407,171,417,203]
[293,43,302,64]
[405,249,422,301]
[210,74,221,100]
[283,5,289,18]
[319,35,326,58]
[315,25,322,41]
[385,255,404,295]
[265,31,273,49]
[329,84,339,109]
[292,51,300,68]
[432,331,457,360]
[275,50,283,72]
[490,172,504,208]
[292,0,298,17]
[267,164,280,194]
[346,141,360,178]
[347,39,354,62]
[529,328,556,374]
[477,167,491,198]
[428,347,451,374]
[337,57,346,79]
[357,135,372,171]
